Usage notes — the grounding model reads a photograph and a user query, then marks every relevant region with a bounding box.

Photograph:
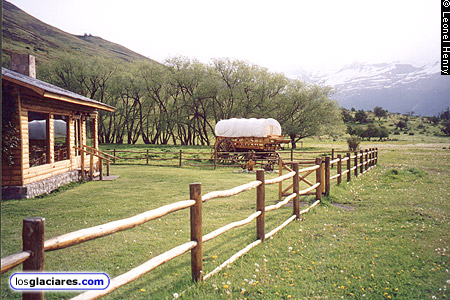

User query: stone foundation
[2,171,81,200]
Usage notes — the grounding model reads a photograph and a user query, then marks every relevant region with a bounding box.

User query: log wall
[2,87,100,190]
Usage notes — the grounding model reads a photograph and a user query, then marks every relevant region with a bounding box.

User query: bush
[355,110,368,123]
[347,135,360,151]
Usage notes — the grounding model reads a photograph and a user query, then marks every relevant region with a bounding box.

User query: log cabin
[2,54,115,200]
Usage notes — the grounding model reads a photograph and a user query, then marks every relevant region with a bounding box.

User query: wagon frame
[214,135,290,169]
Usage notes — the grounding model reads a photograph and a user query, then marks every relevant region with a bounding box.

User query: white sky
[7,0,440,73]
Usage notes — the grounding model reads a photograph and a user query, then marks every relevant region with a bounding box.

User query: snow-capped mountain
[288,62,450,116]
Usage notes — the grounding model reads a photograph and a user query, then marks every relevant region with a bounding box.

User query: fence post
[290,148,294,162]
[146,149,149,165]
[360,150,364,174]
[179,150,183,168]
[99,158,103,181]
[375,148,378,166]
[214,150,217,170]
[23,217,45,300]
[106,160,110,176]
[81,148,85,180]
[190,183,203,282]
[346,152,351,182]
[370,148,374,168]
[113,149,116,164]
[354,151,358,177]
[292,162,300,219]
[365,149,369,172]
[331,149,335,169]
[337,154,342,185]
[278,159,283,200]
[90,150,94,181]
[325,157,331,196]
[315,158,322,201]
[372,148,376,168]
[374,148,378,167]
[321,158,325,195]
[256,170,265,241]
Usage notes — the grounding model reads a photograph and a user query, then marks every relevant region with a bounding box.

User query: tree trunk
[290,134,297,149]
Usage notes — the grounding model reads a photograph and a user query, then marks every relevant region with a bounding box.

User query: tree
[275,81,344,149]
[341,108,354,123]
[395,119,408,131]
[439,107,450,121]
[347,136,360,151]
[439,108,450,136]
[429,116,440,125]
[165,56,217,145]
[374,106,388,120]
[210,58,247,120]
[354,110,368,123]
[353,124,389,141]
[442,121,450,136]
[39,54,125,143]
[38,54,347,146]
[377,126,389,140]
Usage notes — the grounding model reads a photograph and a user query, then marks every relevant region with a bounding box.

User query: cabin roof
[2,67,115,112]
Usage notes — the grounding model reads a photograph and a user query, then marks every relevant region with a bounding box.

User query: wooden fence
[75,145,118,181]
[103,148,357,169]
[278,148,378,199]
[1,149,378,300]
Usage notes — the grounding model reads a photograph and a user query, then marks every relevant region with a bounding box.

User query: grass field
[1,138,450,300]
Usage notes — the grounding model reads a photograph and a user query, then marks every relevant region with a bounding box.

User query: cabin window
[74,118,81,156]
[86,117,95,148]
[54,115,69,162]
[28,111,49,167]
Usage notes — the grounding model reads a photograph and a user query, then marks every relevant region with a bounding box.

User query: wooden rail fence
[1,149,378,300]
[278,148,378,199]
[75,145,119,181]
[102,148,344,169]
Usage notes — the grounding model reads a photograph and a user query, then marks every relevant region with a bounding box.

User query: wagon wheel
[263,151,279,171]
[240,151,257,170]
[215,138,237,163]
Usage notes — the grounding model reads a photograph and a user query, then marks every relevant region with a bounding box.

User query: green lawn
[182,144,450,300]
[1,141,449,300]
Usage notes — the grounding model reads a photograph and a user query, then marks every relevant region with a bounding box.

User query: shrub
[347,135,360,151]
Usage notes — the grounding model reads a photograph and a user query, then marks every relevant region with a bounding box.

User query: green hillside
[342,107,449,143]
[1,0,156,66]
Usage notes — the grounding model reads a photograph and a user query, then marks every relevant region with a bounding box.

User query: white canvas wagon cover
[215,118,282,138]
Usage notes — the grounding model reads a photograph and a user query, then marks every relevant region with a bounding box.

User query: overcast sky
[7,0,440,73]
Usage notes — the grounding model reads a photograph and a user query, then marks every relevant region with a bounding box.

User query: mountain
[288,62,450,117]
[1,0,155,65]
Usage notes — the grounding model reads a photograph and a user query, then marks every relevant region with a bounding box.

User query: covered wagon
[214,118,290,169]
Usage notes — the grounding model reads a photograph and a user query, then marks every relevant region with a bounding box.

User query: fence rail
[278,148,378,198]
[74,145,119,181]
[1,148,378,300]
[102,148,352,169]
